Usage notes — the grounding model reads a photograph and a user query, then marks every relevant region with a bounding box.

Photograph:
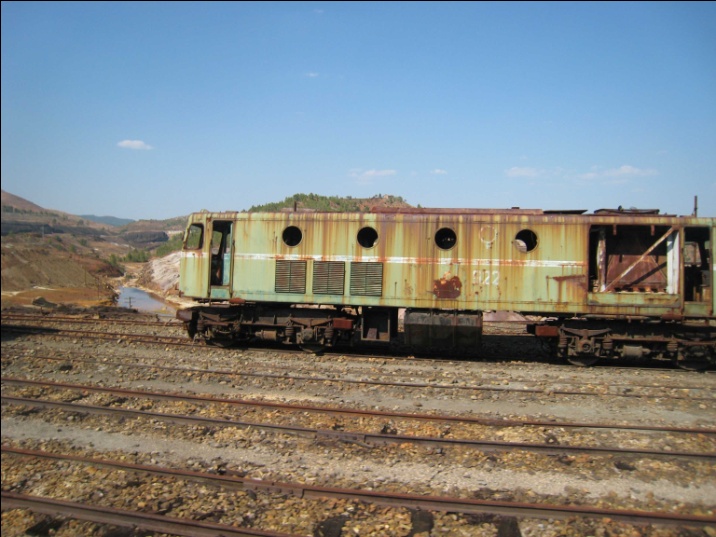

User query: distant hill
[122,215,189,233]
[0,192,173,259]
[1,189,109,236]
[79,215,135,227]
[1,189,413,247]
[248,193,413,213]
[1,189,49,213]
[1,189,185,235]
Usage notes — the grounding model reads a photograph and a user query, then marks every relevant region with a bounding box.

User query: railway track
[4,313,715,404]
[2,323,193,347]
[3,491,293,537]
[4,347,714,403]
[0,312,182,326]
[5,311,715,374]
[3,308,715,536]
[4,377,714,460]
[4,447,715,532]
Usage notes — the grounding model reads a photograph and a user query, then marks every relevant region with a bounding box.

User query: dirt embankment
[135,252,181,293]
[1,241,120,309]
[132,252,198,309]
[0,234,188,311]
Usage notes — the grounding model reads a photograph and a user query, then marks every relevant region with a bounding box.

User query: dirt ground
[1,235,123,309]
[0,287,115,309]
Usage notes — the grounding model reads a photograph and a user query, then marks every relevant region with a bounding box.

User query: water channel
[116,286,176,316]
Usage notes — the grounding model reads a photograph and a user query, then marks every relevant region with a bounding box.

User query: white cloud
[505,166,541,178]
[577,164,658,182]
[502,163,659,186]
[604,165,657,177]
[431,169,448,175]
[363,169,396,177]
[305,72,320,78]
[117,140,153,150]
[349,168,397,184]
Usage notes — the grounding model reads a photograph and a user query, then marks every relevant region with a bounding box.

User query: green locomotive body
[176,207,715,368]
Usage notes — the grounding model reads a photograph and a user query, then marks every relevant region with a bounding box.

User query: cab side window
[185,224,204,250]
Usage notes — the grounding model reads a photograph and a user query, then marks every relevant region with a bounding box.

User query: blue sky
[2,2,715,220]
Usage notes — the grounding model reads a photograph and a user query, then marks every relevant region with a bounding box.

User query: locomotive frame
[176,207,715,369]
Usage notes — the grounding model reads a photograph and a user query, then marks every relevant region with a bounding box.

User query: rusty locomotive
[175,206,715,369]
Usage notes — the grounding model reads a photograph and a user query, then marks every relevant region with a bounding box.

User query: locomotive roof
[370,207,667,216]
[190,207,713,223]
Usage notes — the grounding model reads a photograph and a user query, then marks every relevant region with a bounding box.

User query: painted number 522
[473,270,499,286]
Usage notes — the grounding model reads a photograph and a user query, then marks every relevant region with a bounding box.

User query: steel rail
[5,343,713,394]
[5,317,713,376]
[3,392,714,461]
[1,324,192,347]
[4,343,715,401]
[4,376,715,436]
[1,491,295,537]
[3,447,715,528]
[0,313,181,327]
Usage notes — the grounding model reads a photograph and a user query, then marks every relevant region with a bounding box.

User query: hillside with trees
[248,193,412,213]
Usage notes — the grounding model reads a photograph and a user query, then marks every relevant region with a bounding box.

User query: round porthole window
[282,225,303,247]
[435,227,457,250]
[514,229,538,252]
[357,227,378,248]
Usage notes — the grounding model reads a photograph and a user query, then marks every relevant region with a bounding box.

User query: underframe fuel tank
[403,309,482,348]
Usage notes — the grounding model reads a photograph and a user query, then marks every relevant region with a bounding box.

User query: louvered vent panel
[350,262,383,297]
[275,260,307,294]
[313,261,345,295]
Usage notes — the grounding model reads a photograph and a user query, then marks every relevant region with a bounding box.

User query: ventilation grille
[313,261,345,295]
[275,260,307,294]
[350,262,383,297]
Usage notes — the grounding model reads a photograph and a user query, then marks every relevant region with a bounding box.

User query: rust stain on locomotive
[548,273,589,306]
[550,274,588,287]
[432,271,462,299]
[552,273,589,296]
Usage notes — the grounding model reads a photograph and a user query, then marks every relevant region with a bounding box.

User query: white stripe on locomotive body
[230,252,587,268]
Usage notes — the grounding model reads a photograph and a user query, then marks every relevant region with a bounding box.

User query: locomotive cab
[179,216,235,301]
[550,218,715,368]
[683,227,712,314]
[586,221,712,316]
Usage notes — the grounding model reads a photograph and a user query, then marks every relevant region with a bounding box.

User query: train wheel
[566,355,599,367]
[538,338,559,358]
[676,360,708,371]
[300,343,326,355]
[186,320,198,340]
[207,332,236,348]
[675,345,712,371]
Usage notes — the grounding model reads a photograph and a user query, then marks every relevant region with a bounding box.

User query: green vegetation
[93,248,153,265]
[155,233,184,257]
[248,193,408,213]
[1,205,64,218]
[158,215,189,229]
[124,249,150,263]
[50,236,66,251]
[108,254,124,273]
